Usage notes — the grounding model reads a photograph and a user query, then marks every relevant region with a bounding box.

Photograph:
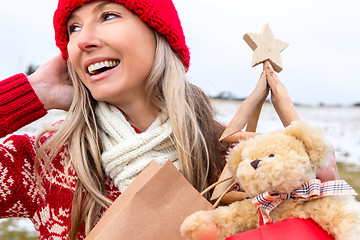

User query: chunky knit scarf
[95,102,179,192]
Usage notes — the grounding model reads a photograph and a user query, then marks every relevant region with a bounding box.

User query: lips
[84,58,120,76]
[88,60,120,75]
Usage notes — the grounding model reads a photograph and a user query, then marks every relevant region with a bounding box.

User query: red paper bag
[225,218,335,240]
[85,160,214,240]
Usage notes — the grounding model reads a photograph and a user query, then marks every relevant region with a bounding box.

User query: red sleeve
[0,134,43,218]
[0,73,47,138]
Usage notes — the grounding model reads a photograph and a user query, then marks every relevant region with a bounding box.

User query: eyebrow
[68,2,113,23]
[94,1,112,13]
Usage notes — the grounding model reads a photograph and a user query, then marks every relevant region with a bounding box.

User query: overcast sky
[1,0,359,105]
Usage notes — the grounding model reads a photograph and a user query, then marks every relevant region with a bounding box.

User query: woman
[0,0,337,239]
[0,0,228,239]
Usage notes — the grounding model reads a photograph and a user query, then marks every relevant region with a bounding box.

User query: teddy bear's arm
[301,197,360,240]
[181,199,259,240]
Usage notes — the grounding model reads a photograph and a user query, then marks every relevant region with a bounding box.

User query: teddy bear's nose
[250,159,262,170]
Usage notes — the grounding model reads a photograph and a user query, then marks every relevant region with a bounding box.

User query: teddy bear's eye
[269,154,275,158]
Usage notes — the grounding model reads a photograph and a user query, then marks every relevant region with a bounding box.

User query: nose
[250,159,262,170]
[76,25,102,53]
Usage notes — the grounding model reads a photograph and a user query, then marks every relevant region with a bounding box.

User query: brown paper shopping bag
[85,160,214,240]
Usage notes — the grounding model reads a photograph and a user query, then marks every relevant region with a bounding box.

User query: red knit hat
[53,0,190,71]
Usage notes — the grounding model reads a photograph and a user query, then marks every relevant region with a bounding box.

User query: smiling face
[67,1,156,107]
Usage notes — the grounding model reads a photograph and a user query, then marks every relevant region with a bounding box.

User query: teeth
[88,60,120,75]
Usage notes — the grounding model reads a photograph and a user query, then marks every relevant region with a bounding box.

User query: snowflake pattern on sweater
[0,74,121,239]
[0,131,121,240]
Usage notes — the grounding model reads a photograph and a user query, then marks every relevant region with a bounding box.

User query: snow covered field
[213,99,360,166]
[2,99,360,165]
[1,99,359,233]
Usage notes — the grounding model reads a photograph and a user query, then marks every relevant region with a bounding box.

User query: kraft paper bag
[85,160,214,240]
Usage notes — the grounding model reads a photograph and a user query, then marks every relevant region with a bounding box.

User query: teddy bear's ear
[227,140,247,176]
[284,121,330,167]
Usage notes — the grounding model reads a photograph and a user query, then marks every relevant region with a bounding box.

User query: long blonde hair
[36,32,227,239]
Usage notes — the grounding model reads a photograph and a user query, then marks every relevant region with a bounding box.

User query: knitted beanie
[53,0,190,71]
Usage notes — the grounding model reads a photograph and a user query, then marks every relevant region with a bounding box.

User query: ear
[226,140,248,176]
[284,121,330,167]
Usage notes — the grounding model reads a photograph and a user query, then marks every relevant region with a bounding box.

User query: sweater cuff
[0,73,47,136]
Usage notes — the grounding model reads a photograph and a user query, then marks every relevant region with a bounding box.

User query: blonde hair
[36,32,227,239]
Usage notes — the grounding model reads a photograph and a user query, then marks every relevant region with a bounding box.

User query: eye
[101,12,120,22]
[67,24,82,35]
[269,154,275,158]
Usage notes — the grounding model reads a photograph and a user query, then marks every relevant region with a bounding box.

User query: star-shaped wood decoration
[243,23,289,72]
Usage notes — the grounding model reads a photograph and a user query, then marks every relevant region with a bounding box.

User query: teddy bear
[181,121,360,240]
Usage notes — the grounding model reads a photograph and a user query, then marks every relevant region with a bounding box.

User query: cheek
[67,43,84,76]
[119,42,155,86]
[67,41,78,63]
[119,23,155,69]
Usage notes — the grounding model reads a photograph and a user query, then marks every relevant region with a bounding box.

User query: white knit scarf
[95,102,179,192]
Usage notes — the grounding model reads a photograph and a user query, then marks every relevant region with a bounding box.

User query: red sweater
[0,74,121,239]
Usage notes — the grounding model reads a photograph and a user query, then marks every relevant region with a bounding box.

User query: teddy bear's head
[227,122,330,197]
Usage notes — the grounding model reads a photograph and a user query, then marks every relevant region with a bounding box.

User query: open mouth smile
[88,60,120,75]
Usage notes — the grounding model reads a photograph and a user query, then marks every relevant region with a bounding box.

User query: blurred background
[0,0,359,106]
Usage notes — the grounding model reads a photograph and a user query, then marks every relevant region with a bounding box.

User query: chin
[90,93,108,103]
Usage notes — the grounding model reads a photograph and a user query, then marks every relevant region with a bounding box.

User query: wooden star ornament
[243,23,289,72]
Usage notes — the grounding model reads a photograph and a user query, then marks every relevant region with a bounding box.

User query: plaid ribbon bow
[252,179,358,224]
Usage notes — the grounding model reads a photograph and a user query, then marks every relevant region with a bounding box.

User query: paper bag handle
[201,176,238,208]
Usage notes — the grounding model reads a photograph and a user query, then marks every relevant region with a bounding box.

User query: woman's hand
[264,60,300,127]
[28,55,74,111]
[252,70,269,96]
[316,146,340,182]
